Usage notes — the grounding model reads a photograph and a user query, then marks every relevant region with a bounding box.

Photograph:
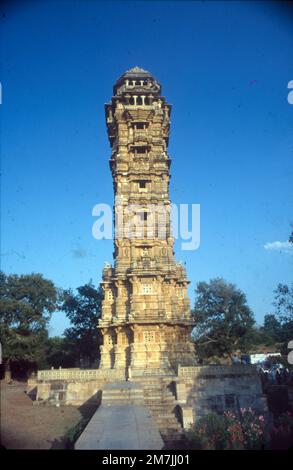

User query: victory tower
[99,67,195,376]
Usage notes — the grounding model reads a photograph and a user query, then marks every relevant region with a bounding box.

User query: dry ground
[0,381,97,449]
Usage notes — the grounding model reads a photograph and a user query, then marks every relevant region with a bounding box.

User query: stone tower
[99,67,195,376]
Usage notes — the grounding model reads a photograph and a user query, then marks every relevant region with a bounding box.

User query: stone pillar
[114,281,125,320]
[113,327,127,370]
[181,406,194,430]
[99,345,112,369]
[176,382,187,404]
[99,330,113,369]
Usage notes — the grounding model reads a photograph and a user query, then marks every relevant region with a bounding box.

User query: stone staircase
[76,380,164,450]
[102,381,145,405]
[131,376,184,447]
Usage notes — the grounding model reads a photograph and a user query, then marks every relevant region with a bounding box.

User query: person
[232,355,241,364]
[276,368,282,385]
[241,354,250,365]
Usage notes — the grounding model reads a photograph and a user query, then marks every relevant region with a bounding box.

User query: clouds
[71,248,96,259]
[264,241,293,254]
[72,248,88,258]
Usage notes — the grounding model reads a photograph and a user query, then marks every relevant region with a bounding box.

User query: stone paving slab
[75,404,164,450]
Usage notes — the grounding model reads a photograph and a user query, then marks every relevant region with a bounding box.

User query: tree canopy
[192,278,255,362]
[0,271,58,371]
[61,281,103,366]
[271,283,293,353]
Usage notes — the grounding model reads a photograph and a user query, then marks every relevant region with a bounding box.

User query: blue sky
[1,1,292,336]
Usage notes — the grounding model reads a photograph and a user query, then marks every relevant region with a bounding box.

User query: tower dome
[114,66,161,95]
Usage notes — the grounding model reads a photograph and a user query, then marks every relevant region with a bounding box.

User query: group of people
[230,353,293,386]
[258,363,293,386]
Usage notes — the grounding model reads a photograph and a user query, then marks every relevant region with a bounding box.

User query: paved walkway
[75,404,164,450]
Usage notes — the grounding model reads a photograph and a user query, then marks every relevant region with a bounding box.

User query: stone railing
[177,364,258,378]
[37,368,125,382]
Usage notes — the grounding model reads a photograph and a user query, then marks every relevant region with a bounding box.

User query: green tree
[273,283,293,353]
[61,281,103,367]
[45,336,77,368]
[263,314,282,343]
[248,324,274,348]
[274,283,293,324]
[0,271,57,379]
[192,278,255,362]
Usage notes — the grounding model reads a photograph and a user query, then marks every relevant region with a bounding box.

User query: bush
[64,418,90,449]
[187,408,267,450]
[186,412,229,450]
[238,408,266,449]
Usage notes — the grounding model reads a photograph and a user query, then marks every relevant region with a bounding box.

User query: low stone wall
[176,364,269,428]
[37,368,124,381]
[31,364,269,429]
[178,364,260,379]
[34,368,126,406]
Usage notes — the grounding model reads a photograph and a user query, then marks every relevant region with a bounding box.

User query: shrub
[187,408,266,450]
[224,411,245,449]
[239,408,266,449]
[64,418,90,449]
[187,412,229,450]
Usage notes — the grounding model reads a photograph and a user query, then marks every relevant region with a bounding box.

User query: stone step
[155,421,182,436]
[144,397,175,402]
[155,421,181,429]
[144,397,175,403]
[132,381,175,387]
[144,401,176,407]
[104,400,145,406]
[141,381,174,386]
[151,412,178,418]
[154,421,182,434]
[151,408,180,415]
[143,389,171,394]
[102,381,145,405]
[143,388,174,394]
[103,391,144,397]
[143,382,173,385]
[103,390,144,398]
[143,387,172,392]
[147,401,174,406]
[152,413,180,420]
[144,390,171,394]
[146,404,177,411]
[150,408,177,413]
[103,397,144,404]
[161,429,184,437]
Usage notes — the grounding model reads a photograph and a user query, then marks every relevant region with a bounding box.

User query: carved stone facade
[98,67,195,375]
